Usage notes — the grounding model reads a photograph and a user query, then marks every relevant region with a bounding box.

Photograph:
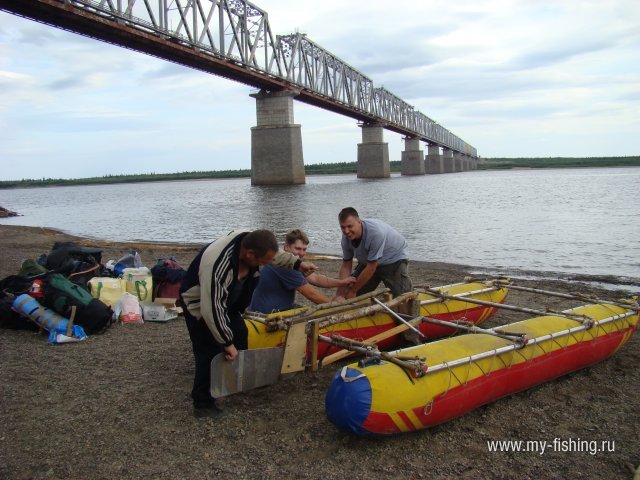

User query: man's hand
[224,344,238,361]
[299,261,318,276]
[346,261,377,298]
[336,259,353,298]
[338,276,357,287]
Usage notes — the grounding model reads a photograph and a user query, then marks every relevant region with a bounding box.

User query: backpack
[0,291,40,331]
[151,258,186,300]
[43,242,104,287]
[0,274,37,297]
[0,275,43,331]
[42,273,115,334]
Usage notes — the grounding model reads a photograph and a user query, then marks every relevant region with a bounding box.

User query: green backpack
[42,273,115,334]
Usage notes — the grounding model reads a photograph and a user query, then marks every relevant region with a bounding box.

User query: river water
[1,167,639,287]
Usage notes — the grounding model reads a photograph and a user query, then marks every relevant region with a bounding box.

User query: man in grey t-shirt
[337,207,412,298]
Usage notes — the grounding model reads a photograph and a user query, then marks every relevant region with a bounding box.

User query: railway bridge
[1,0,479,184]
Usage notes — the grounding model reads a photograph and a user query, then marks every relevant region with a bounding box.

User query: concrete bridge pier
[357,123,390,178]
[250,90,305,185]
[464,155,472,171]
[442,148,455,173]
[425,143,443,174]
[460,154,467,171]
[453,152,464,172]
[400,137,425,175]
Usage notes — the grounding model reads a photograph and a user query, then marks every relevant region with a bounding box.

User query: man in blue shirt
[250,229,355,313]
[337,207,412,299]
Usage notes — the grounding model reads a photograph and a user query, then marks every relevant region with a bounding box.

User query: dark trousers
[355,259,412,297]
[184,309,248,407]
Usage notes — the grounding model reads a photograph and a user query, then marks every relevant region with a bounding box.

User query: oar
[372,297,426,339]
[210,347,285,398]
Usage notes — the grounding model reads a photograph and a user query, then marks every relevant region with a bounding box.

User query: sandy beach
[0,224,638,479]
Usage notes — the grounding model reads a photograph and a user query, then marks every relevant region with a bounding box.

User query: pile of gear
[0,242,185,344]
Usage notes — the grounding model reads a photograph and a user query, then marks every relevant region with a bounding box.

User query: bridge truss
[0,0,476,156]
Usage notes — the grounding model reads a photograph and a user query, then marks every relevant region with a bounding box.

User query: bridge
[0,0,479,184]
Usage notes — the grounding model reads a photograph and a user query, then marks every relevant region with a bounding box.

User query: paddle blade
[210,347,284,398]
[280,321,308,374]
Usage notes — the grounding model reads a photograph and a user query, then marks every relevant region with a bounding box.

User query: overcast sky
[1,0,639,180]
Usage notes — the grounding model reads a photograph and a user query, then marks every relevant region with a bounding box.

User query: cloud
[0,0,639,180]
[0,69,33,88]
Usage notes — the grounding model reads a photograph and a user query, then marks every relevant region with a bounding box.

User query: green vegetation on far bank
[0,156,638,189]
[475,156,640,170]
[0,169,252,189]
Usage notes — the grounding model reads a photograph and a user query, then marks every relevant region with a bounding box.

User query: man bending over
[336,207,412,299]
[180,229,316,418]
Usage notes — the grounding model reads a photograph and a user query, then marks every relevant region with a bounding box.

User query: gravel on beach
[0,225,638,480]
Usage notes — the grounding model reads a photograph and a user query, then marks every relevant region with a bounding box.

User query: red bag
[151,258,186,300]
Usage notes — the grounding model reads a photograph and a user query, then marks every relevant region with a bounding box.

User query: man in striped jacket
[180,229,316,418]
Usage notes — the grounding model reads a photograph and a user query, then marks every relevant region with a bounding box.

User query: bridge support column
[442,148,455,173]
[453,151,464,172]
[400,137,425,175]
[357,123,390,178]
[250,90,305,185]
[426,143,443,174]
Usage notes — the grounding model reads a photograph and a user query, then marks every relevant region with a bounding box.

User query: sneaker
[193,403,227,419]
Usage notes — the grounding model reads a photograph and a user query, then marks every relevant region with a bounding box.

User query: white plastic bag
[114,292,144,324]
[113,251,143,274]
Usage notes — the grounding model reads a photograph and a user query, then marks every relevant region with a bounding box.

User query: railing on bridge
[276,33,375,118]
[1,0,476,156]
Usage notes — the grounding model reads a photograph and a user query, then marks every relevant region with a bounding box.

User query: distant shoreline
[1,157,638,189]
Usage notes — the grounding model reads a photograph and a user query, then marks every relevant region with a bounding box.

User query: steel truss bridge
[0,0,477,157]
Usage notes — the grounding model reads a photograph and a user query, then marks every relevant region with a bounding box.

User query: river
[1,167,638,287]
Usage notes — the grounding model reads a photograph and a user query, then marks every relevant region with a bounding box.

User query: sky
[0,0,639,180]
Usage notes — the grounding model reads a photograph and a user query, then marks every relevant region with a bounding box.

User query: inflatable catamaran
[212,280,508,396]
[244,280,509,361]
[324,285,639,435]
[212,279,637,436]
